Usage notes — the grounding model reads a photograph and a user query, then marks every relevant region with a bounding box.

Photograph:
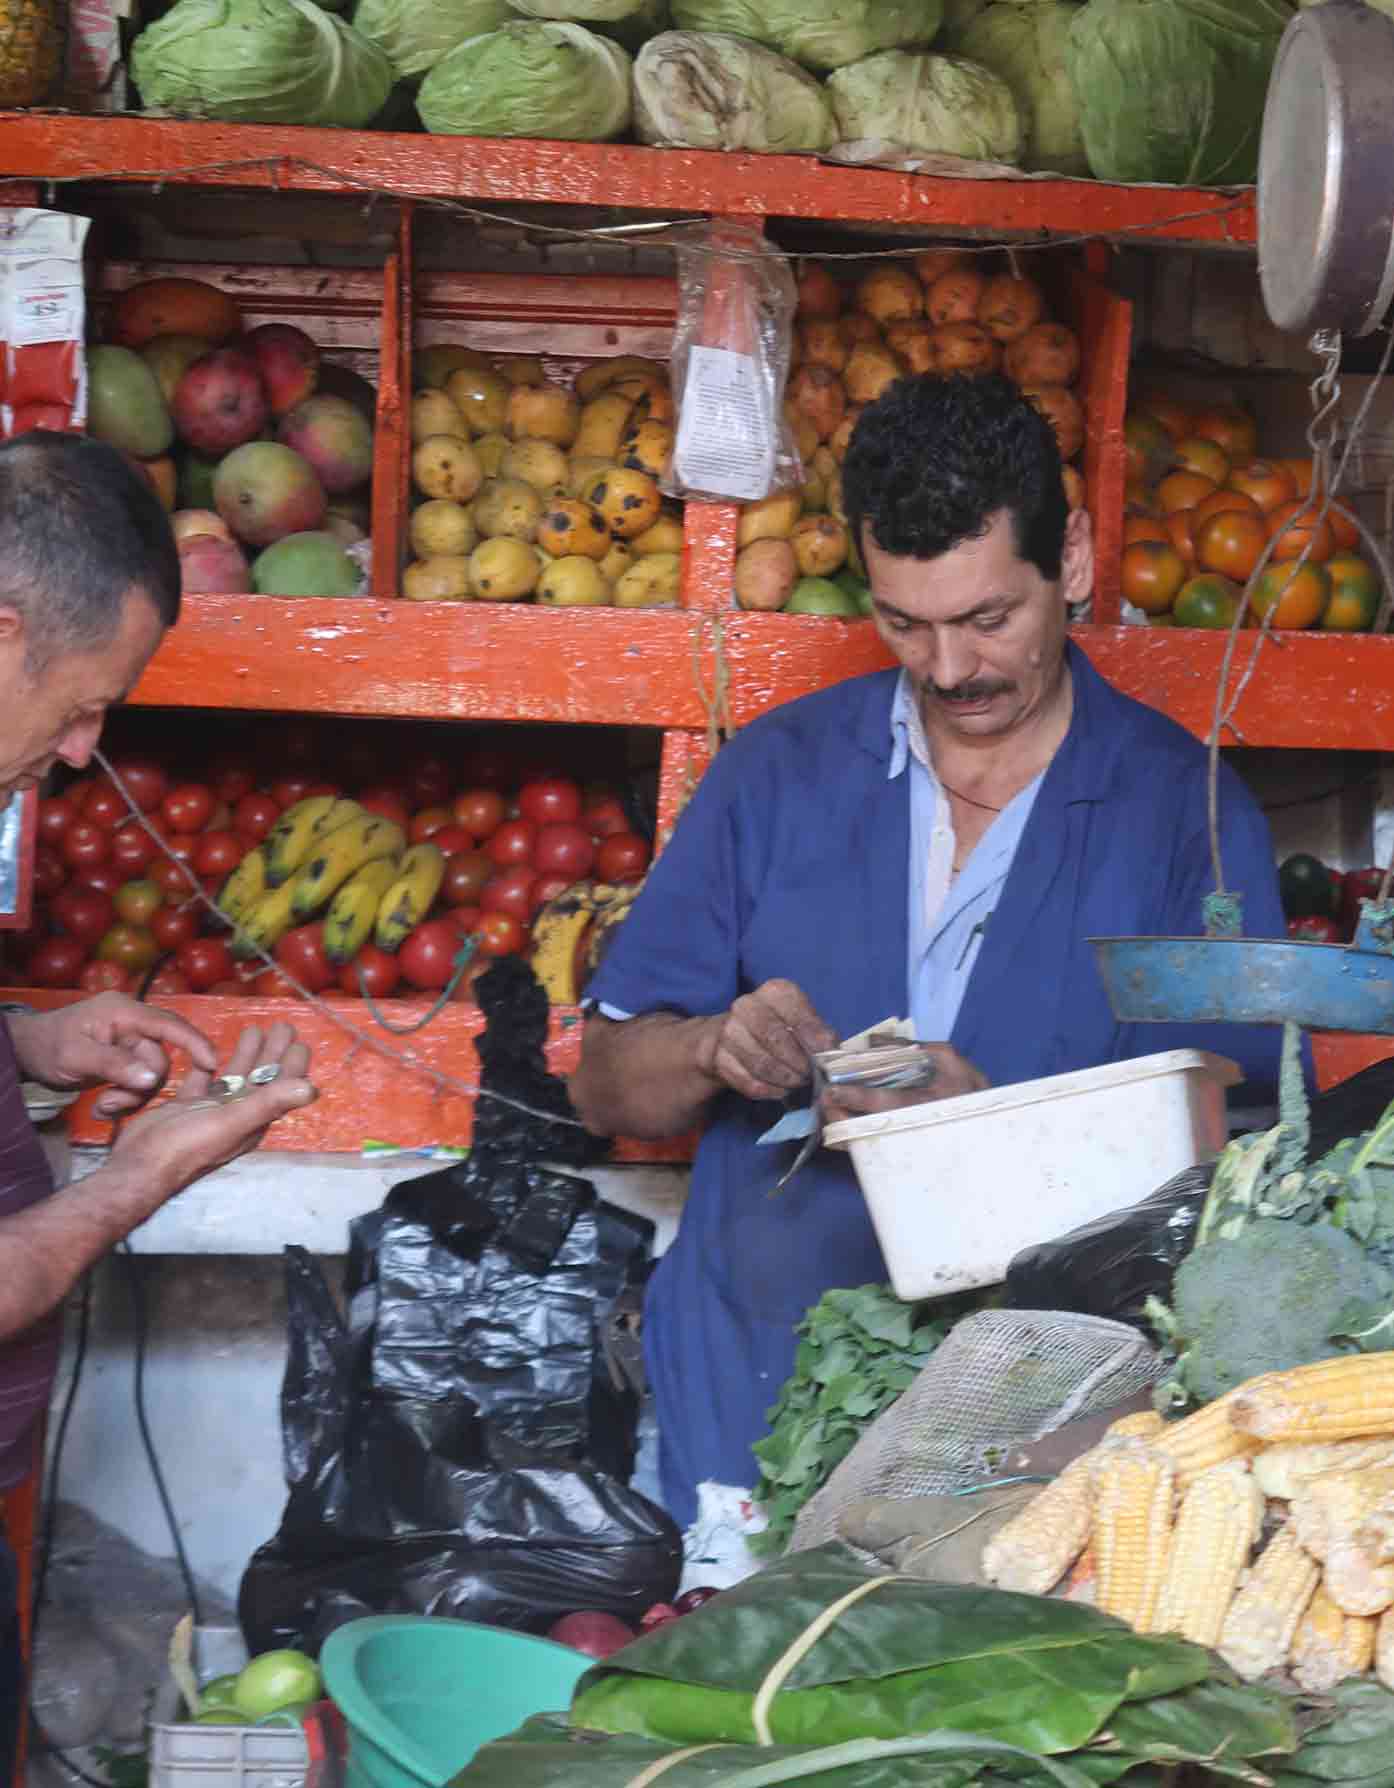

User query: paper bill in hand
[756,1017,928,1146]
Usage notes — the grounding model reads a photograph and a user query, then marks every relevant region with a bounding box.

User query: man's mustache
[926,680,1013,703]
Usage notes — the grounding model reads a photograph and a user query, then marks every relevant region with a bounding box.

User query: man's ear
[1060,505,1094,610]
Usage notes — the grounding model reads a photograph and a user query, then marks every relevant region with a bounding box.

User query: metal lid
[1258,0,1394,337]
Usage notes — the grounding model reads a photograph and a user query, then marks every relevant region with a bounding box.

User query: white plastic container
[148,1625,309,1788]
[823,1048,1240,1300]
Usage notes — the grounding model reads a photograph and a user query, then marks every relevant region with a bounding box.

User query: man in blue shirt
[572,373,1286,1530]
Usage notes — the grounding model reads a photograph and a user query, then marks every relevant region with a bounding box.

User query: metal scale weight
[1092,0,1394,1036]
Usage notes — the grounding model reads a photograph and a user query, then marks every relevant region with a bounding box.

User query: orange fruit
[1157,469,1219,514]
[1124,477,1156,513]
[1173,573,1243,629]
[1124,414,1175,487]
[1276,456,1318,499]
[1228,458,1295,512]
[1191,405,1258,466]
[1165,507,1198,566]
[1173,435,1231,485]
[1124,514,1170,546]
[1267,499,1335,564]
[1327,501,1360,553]
[1321,552,1380,631]
[1193,487,1261,525]
[1195,508,1268,582]
[1121,540,1188,615]
[1133,394,1193,443]
[1248,559,1331,629]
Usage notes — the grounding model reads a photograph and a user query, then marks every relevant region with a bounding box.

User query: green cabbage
[827,48,1021,159]
[668,0,941,71]
[947,0,1087,172]
[1065,0,1294,184]
[131,0,393,124]
[352,0,515,79]
[510,0,649,20]
[416,19,632,136]
[634,30,836,150]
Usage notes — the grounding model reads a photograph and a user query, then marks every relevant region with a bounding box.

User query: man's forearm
[571,1011,723,1139]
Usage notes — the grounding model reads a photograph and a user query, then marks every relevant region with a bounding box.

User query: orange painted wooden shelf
[0,114,1255,244]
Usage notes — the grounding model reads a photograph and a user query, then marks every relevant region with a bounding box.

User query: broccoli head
[1161,1219,1394,1406]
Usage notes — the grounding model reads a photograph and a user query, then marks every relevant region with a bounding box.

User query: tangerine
[1133,394,1193,442]
[1195,508,1268,582]
[1248,559,1330,629]
[1191,405,1258,466]
[1228,458,1295,512]
[1193,487,1262,526]
[1124,414,1175,486]
[1267,499,1335,563]
[1173,435,1231,486]
[1165,508,1198,565]
[1321,552,1380,631]
[1173,573,1242,629]
[1124,514,1170,546]
[1157,469,1219,514]
[1327,500,1360,553]
[1275,456,1318,499]
[1121,540,1188,615]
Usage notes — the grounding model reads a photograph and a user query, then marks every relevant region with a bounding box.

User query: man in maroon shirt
[0,432,318,1774]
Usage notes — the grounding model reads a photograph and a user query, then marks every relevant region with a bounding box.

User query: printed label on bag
[673,345,777,502]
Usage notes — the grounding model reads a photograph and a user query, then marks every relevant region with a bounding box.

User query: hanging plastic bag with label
[663,220,802,504]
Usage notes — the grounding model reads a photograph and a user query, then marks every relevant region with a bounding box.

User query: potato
[735,539,798,611]
[800,321,847,374]
[567,455,618,498]
[410,498,477,559]
[415,343,492,390]
[1021,384,1085,461]
[789,414,820,464]
[1005,323,1081,387]
[796,263,842,320]
[473,476,544,540]
[469,536,540,601]
[801,466,828,513]
[738,490,802,547]
[402,555,473,601]
[787,366,846,443]
[613,552,681,607]
[537,498,610,560]
[598,540,635,585]
[537,555,609,606]
[494,354,546,386]
[829,407,863,464]
[844,342,906,405]
[792,514,849,578]
[582,466,662,540]
[575,354,665,401]
[507,382,580,447]
[613,375,674,422]
[412,435,483,503]
[927,267,987,326]
[1062,463,1087,510]
[622,419,674,479]
[913,247,967,288]
[838,313,882,347]
[856,265,923,323]
[631,512,684,556]
[573,393,636,462]
[825,463,845,521]
[444,366,509,435]
[473,431,510,477]
[500,438,569,496]
[882,320,933,375]
[411,391,467,445]
[931,322,1001,376]
[977,274,1045,343]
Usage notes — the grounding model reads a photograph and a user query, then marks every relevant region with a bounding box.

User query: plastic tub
[823,1048,1240,1300]
[148,1627,309,1788]
[319,1615,590,1788]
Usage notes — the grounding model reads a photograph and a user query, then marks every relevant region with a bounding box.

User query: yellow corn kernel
[1094,1441,1175,1632]
[1219,1520,1321,1681]
[1153,1393,1261,1488]
[1153,1459,1264,1648]
[1254,1440,1394,1503]
[1291,1585,1377,1692]
[1376,1607,1394,1691]
[1232,1356,1394,1445]
[1107,1411,1166,1441]
[1291,1468,1394,1562]
[981,1452,1094,1595]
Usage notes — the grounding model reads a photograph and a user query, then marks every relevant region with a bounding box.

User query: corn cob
[1063,1545,1097,1605]
[1218,1520,1321,1681]
[1153,1459,1264,1648]
[1107,1411,1166,1441]
[1153,1392,1260,1488]
[981,1452,1095,1595]
[1093,1441,1175,1632]
[1291,1468,1394,1562]
[1376,1607,1394,1690]
[1254,1439,1394,1503]
[1357,1489,1394,1564]
[1231,1356,1394,1445]
[1291,1586,1377,1692]
[1326,1541,1394,1618]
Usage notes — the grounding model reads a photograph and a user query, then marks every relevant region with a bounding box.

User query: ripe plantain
[374,843,447,953]
[289,815,406,921]
[322,857,401,965]
[583,882,641,982]
[216,845,269,927]
[229,878,301,961]
[529,883,598,1005]
[264,796,362,887]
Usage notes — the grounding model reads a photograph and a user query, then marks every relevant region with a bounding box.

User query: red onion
[546,1611,636,1658]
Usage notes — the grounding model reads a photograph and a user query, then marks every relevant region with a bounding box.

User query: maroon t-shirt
[0,1026,57,1490]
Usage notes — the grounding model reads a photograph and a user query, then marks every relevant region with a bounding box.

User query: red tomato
[270,776,317,810]
[358,790,410,832]
[194,831,244,878]
[151,855,195,900]
[518,777,582,826]
[178,936,235,992]
[112,879,162,927]
[110,826,160,875]
[531,874,574,912]
[206,801,234,833]
[303,782,339,801]
[62,820,111,871]
[595,832,650,884]
[480,867,537,921]
[447,904,482,936]
[29,937,86,987]
[82,782,132,831]
[406,756,453,810]
[151,905,199,952]
[398,918,463,990]
[452,788,506,840]
[487,818,537,867]
[160,784,214,835]
[146,966,191,998]
[428,825,473,856]
[38,794,79,844]
[441,849,492,906]
[337,943,401,999]
[234,793,281,841]
[533,822,595,878]
[583,795,629,839]
[275,923,335,994]
[247,967,295,998]
[409,806,453,845]
[53,886,116,944]
[473,912,524,957]
[211,759,256,805]
[33,846,65,899]
[74,864,123,898]
[80,960,132,995]
[107,758,169,812]
[449,955,492,1001]
[96,922,159,974]
[461,748,512,791]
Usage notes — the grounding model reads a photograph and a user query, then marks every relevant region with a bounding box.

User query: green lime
[198,1674,241,1713]
[234,1649,322,1718]
[192,1710,252,1726]
[784,577,860,617]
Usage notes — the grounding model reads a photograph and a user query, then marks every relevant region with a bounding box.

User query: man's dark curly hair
[841,373,1068,580]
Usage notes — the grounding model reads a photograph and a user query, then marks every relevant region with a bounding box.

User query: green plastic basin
[319,1615,589,1788]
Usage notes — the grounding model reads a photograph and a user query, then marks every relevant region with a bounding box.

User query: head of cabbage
[1065,0,1294,184]
[416,19,632,137]
[131,0,393,124]
[352,0,514,81]
[945,1,1087,173]
[668,0,942,70]
[827,48,1022,161]
[634,31,835,151]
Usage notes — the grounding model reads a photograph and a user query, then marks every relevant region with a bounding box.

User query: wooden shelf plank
[0,115,1255,244]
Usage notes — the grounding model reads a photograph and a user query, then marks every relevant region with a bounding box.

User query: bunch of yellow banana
[530,880,641,1005]
[374,844,447,953]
